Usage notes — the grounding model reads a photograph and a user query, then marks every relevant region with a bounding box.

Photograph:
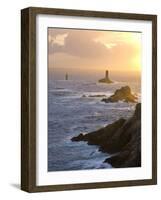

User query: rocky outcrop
[102,86,137,103]
[99,70,113,84]
[71,103,141,168]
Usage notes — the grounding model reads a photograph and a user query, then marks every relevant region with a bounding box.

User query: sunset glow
[48,28,141,80]
[48,28,142,172]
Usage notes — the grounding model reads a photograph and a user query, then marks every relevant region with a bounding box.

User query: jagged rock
[71,133,84,141]
[99,70,113,84]
[71,103,141,168]
[71,118,126,145]
[102,86,137,103]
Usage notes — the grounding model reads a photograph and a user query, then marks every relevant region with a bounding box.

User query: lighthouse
[99,70,113,84]
[65,73,68,80]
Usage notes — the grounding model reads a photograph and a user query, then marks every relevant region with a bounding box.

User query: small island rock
[102,86,137,103]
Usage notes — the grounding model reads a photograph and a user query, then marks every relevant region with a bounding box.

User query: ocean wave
[48,79,141,171]
[49,88,71,92]
[49,89,75,97]
[54,87,65,90]
[81,92,113,98]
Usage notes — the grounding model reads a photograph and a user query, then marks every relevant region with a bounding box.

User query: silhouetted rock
[99,70,113,84]
[71,133,84,141]
[71,103,141,168]
[102,86,137,103]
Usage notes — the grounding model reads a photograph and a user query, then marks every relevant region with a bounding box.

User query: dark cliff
[71,103,141,168]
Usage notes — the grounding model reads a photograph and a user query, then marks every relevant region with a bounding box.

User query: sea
[48,77,141,172]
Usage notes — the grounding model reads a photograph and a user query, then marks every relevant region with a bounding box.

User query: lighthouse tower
[65,73,68,80]
[105,70,109,79]
[98,70,113,84]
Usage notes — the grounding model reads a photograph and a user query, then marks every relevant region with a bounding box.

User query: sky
[48,28,141,81]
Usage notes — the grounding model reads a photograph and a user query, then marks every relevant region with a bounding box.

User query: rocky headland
[101,86,137,103]
[71,103,141,168]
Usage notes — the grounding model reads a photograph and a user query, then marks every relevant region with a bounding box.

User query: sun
[126,33,141,72]
[131,56,141,71]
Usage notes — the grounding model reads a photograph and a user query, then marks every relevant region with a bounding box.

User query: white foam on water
[48,79,141,171]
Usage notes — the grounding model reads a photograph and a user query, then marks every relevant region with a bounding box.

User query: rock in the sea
[71,103,141,168]
[102,86,137,103]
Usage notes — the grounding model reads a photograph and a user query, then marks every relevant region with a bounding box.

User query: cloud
[48,29,109,58]
[48,29,141,72]
[107,41,141,69]
[48,29,69,37]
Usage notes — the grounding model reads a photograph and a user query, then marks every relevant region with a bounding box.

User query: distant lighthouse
[105,70,109,79]
[98,70,113,84]
[65,73,68,80]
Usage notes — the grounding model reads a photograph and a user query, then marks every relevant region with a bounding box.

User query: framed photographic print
[21,7,157,192]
